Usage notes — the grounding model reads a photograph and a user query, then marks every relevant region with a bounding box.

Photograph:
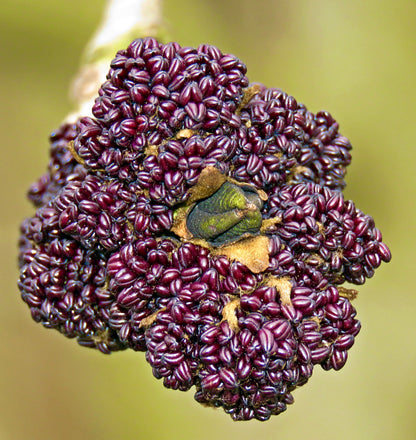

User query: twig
[66,0,164,122]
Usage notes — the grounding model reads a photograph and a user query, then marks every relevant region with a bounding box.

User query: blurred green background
[1,0,415,439]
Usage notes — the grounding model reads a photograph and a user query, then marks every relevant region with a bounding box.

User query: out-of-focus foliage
[1,0,415,439]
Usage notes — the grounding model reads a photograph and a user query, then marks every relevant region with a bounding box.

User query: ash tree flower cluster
[18,37,391,421]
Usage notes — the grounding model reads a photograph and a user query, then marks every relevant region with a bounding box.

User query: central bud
[186,181,263,246]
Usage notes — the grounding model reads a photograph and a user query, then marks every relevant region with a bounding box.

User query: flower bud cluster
[18,234,123,354]
[268,183,391,285]
[231,86,352,192]
[28,123,86,207]
[18,38,391,421]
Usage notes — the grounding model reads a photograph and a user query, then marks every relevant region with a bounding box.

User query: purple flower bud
[219,368,238,389]
[310,345,331,363]
[330,349,348,370]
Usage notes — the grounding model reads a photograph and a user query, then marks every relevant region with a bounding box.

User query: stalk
[66,0,164,122]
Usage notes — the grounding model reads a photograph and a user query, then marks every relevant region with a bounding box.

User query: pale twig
[66,0,164,122]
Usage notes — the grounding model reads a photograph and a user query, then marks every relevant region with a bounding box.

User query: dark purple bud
[334,334,355,351]
[200,343,219,360]
[378,242,392,262]
[246,155,263,175]
[201,374,221,390]
[219,346,233,365]
[163,352,184,366]
[310,345,331,363]
[236,355,251,380]
[117,288,140,307]
[185,102,206,122]
[113,268,136,287]
[219,368,238,389]
[175,361,193,383]
[330,349,348,370]
[133,213,148,232]
[240,295,261,312]
[297,343,311,363]
[258,328,276,354]
[302,331,322,347]
[291,296,316,314]
[200,326,219,345]
[276,340,294,359]
[263,320,292,340]
[130,84,150,103]
[325,304,343,321]
[200,268,219,291]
